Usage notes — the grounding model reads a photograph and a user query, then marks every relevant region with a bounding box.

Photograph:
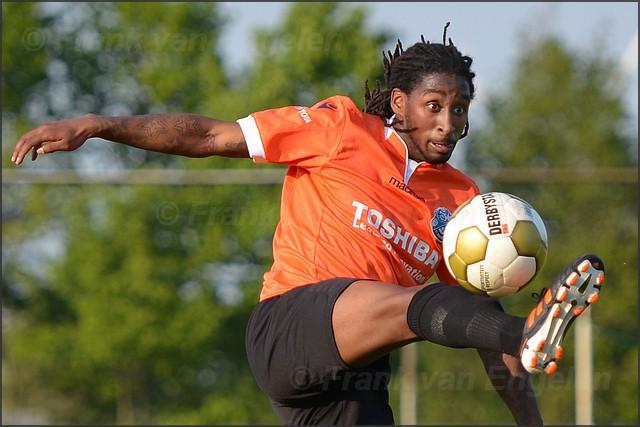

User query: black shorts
[245,277,395,425]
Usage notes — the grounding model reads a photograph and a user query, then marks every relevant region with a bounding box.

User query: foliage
[2,2,48,114]
[216,2,391,123]
[464,32,638,424]
[2,2,390,424]
[2,2,636,425]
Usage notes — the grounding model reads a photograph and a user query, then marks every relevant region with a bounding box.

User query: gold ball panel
[535,245,548,269]
[448,253,469,282]
[511,220,544,256]
[458,279,486,295]
[455,226,489,264]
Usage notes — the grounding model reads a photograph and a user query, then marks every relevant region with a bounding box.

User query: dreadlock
[364,23,476,136]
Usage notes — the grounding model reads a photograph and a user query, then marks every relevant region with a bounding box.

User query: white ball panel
[531,210,548,242]
[484,237,519,268]
[466,261,505,293]
[503,256,537,288]
[442,217,460,259]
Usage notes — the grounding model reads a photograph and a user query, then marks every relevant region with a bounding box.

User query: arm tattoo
[141,116,169,137]
[173,115,202,136]
[225,140,246,153]
[104,114,236,157]
[124,115,203,149]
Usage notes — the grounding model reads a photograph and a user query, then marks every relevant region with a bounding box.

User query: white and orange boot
[520,254,605,375]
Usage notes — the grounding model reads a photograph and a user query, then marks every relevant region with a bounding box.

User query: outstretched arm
[11,113,249,165]
[477,349,543,426]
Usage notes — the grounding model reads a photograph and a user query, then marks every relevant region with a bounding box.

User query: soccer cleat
[520,254,605,375]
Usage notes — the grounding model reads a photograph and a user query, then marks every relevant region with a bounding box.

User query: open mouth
[429,141,453,154]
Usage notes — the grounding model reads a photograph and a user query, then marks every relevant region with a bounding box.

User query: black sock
[406,283,525,356]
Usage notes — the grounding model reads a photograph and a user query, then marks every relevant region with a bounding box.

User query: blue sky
[218,2,638,127]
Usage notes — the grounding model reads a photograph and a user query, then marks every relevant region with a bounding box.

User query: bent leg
[246,278,395,424]
[332,281,525,367]
[332,280,423,367]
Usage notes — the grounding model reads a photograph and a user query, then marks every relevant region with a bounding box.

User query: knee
[411,282,505,311]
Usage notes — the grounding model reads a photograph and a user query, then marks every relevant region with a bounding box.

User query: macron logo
[317,101,338,111]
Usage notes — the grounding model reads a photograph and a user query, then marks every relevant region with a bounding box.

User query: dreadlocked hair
[364,22,476,125]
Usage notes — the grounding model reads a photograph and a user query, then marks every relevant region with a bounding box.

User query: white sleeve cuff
[237,115,267,163]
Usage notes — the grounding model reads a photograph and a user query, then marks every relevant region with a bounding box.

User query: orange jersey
[237,95,480,301]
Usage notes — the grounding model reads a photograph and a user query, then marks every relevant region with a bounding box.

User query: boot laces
[531,287,548,303]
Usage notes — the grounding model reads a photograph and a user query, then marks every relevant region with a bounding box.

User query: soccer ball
[442,192,548,297]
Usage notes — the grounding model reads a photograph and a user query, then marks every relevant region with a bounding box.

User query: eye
[453,105,466,115]
[427,103,441,112]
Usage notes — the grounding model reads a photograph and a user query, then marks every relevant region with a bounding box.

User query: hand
[11,114,99,165]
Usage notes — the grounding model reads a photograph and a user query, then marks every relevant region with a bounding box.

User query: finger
[35,140,57,156]
[11,136,27,164]
[11,140,33,165]
[12,130,41,164]
[13,133,49,164]
[12,140,38,165]
[36,142,47,155]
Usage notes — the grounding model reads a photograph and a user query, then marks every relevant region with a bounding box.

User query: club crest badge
[431,207,452,243]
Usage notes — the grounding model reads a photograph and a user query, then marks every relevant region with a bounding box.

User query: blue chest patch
[431,207,452,243]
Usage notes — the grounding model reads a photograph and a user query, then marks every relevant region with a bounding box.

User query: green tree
[1,2,48,114]
[392,30,637,427]
[461,33,637,424]
[224,2,391,116]
[2,2,394,424]
[2,2,276,424]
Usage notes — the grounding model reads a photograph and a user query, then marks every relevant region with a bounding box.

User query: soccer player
[12,25,604,425]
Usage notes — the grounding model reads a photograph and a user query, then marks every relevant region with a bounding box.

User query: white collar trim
[386,115,421,183]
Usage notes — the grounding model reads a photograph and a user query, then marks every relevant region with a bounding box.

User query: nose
[437,112,457,141]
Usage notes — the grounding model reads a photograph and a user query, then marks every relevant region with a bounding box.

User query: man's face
[391,73,471,164]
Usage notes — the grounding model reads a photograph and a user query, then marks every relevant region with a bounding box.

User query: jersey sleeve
[435,260,460,285]
[237,96,354,168]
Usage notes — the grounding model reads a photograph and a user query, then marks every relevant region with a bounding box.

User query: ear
[390,88,407,118]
